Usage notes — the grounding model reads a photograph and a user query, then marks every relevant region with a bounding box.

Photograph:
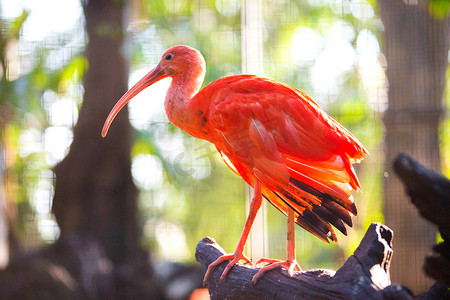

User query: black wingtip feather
[270,181,354,244]
[321,200,353,227]
[289,177,357,216]
[272,191,335,243]
[300,209,337,243]
[295,216,331,244]
[311,205,347,235]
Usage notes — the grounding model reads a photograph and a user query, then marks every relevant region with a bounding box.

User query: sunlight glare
[154,221,189,261]
[49,97,78,127]
[43,126,73,165]
[356,29,388,112]
[132,154,164,190]
[311,26,355,100]
[37,218,60,242]
[351,0,374,20]
[19,128,42,158]
[33,179,54,215]
[291,27,323,64]
[21,0,82,41]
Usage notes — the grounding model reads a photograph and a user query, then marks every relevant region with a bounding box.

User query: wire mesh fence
[0,0,448,294]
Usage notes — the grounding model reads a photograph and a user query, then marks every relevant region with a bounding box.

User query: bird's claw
[252,258,301,284]
[203,252,253,286]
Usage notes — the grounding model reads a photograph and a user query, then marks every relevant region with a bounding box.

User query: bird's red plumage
[193,75,367,242]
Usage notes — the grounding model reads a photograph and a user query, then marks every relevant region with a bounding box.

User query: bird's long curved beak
[101,64,168,137]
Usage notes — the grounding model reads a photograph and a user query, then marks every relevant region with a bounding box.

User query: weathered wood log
[394,153,450,288]
[393,153,450,229]
[415,282,450,300]
[196,222,413,299]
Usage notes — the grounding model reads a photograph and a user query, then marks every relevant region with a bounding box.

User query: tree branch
[394,153,450,288]
[393,153,450,229]
[196,223,412,299]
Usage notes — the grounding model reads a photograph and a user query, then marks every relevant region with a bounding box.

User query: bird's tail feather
[285,155,358,215]
[262,188,335,243]
[258,154,360,243]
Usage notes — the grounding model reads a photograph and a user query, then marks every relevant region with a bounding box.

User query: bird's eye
[165,54,173,60]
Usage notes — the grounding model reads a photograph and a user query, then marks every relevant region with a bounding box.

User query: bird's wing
[205,75,367,243]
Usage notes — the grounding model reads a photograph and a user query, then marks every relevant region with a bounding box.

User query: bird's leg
[252,205,301,284]
[203,180,262,285]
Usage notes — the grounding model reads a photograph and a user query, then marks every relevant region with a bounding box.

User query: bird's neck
[164,71,209,139]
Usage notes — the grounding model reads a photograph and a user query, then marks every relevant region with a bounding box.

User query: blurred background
[0,0,448,298]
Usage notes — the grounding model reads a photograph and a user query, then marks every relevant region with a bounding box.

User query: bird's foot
[203,251,253,286]
[252,258,301,284]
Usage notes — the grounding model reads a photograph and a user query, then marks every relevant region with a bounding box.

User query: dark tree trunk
[53,0,138,264]
[51,0,155,297]
[378,0,449,293]
[394,153,450,289]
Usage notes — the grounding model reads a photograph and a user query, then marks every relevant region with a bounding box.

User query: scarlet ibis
[102,45,367,284]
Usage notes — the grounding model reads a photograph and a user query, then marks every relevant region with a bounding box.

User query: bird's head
[101,45,205,137]
[159,45,206,78]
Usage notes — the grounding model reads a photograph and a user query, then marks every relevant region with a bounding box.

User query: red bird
[102,45,367,284]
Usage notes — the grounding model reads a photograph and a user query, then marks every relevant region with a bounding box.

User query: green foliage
[59,55,88,90]
[6,10,29,40]
[0,7,86,246]
[0,10,29,107]
[428,0,450,18]
[441,114,450,177]
[442,67,450,177]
